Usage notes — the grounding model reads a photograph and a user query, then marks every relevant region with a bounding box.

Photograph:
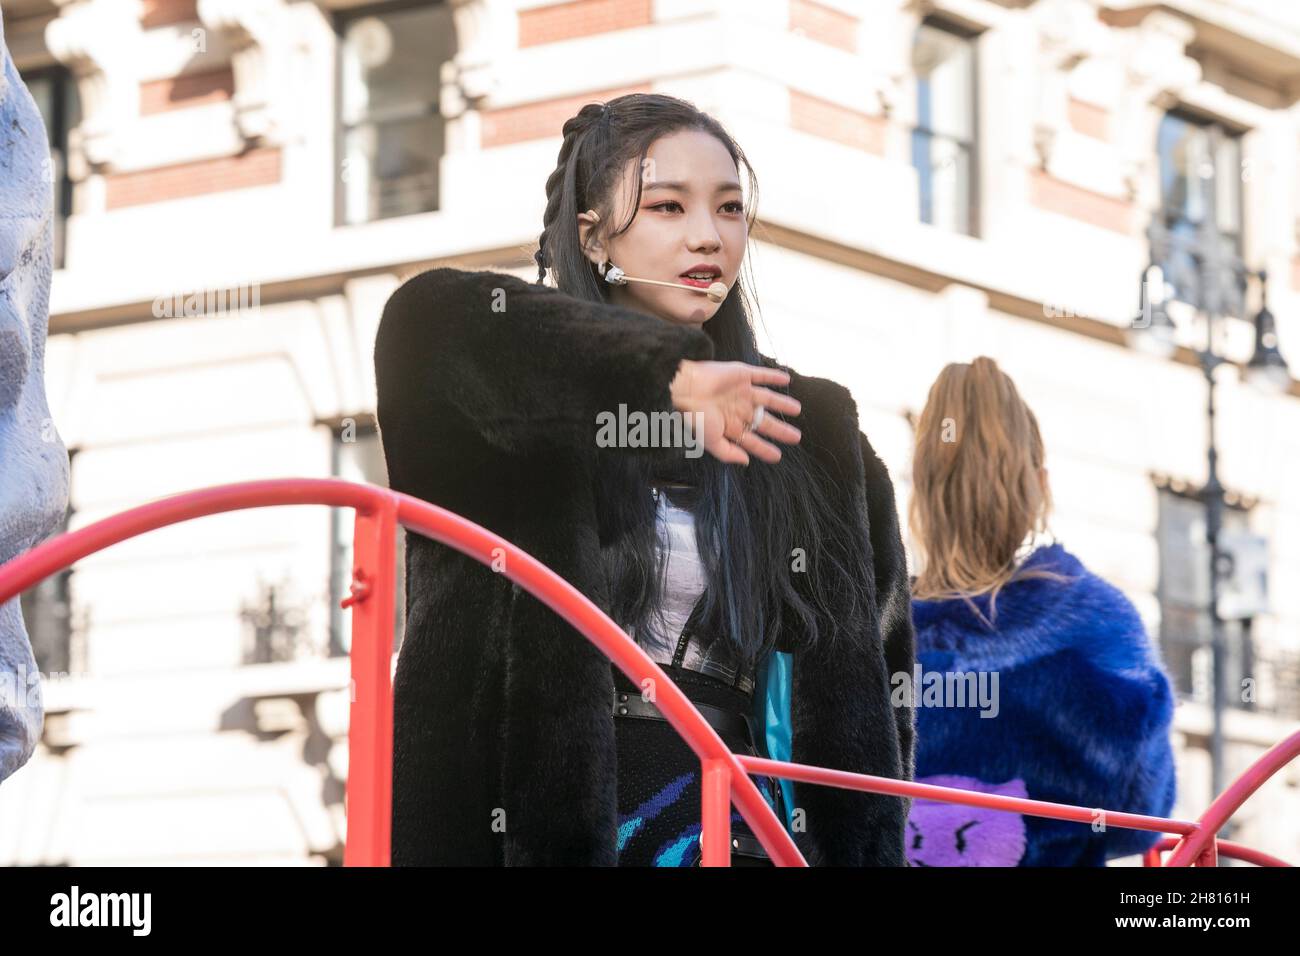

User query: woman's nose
[685,210,723,249]
[687,230,722,253]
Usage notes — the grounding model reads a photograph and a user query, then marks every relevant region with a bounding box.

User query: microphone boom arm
[603,264,728,304]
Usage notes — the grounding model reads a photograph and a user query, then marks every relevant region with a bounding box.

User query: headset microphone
[602,264,728,304]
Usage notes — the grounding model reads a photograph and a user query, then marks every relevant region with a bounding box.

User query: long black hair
[532,93,870,669]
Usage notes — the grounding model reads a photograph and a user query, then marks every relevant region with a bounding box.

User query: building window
[19,451,80,678]
[335,1,453,225]
[328,417,405,657]
[1155,485,1263,713]
[240,577,316,665]
[911,18,978,236]
[21,66,80,270]
[1153,110,1245,303]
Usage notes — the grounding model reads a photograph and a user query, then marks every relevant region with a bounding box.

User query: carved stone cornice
[439,0,507,120]
[1113,10,1202,202]
[865,0,917,117]
[1031,0,1111,169]
[44,0,141,174]
[197,0,291,145]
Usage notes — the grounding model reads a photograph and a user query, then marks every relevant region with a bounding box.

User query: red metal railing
[0,479,1294,867]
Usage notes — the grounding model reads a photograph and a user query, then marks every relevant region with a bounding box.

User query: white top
[638,490,708,663]
[635,487,753,693]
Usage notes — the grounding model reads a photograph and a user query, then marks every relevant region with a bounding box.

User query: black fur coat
[373,267,915,866]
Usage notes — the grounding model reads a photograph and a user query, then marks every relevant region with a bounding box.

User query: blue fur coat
[905,543,1177,866]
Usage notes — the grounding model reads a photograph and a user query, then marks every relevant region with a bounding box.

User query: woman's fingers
[751,403,802,446]
[721,410,787,464]
[746,387,802,446]
[737,428,783,464]
[751,384,802,421]
[699,362,803,466]
[718,442,751,466]
[744,365,791,388]
[708,431,751,465]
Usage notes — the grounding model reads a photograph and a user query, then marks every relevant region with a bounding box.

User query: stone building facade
[0,0,1296,864]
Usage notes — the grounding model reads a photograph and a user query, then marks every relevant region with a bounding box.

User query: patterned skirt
[613,665,782,867]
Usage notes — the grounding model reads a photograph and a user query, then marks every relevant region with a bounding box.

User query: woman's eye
[649,200,745,214]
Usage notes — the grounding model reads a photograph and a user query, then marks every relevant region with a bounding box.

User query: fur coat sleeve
[861,432,917,785]
[375,267,715,470]
[748,379,913,866]
[906,544,1177,867]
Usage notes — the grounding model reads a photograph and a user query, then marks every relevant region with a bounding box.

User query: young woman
[904,357,1177,866]
[374,93,915,866]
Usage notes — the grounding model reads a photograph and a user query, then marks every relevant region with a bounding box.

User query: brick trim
[1028,168,1134,235]
[140,67,235,116]
[104,148,282,209]
[790,88,886,154]
[518,0,652,48]
[1068,97,1111,141]
[789,0,858,53]
[140,0,199,30]
[480,84,652,148]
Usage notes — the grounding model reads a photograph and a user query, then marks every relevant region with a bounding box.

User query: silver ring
[746,406,765,434]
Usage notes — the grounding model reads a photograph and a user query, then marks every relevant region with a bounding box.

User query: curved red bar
[738,755,1199,837]
[1163,730,1300,867]
[0,478,1294,868]
[0,478,801,866]
[1146,836,1290,868]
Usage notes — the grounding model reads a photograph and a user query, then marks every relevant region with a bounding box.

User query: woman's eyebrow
[644,181,743,193]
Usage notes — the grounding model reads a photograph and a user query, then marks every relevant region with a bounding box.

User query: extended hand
[670,360,802,466]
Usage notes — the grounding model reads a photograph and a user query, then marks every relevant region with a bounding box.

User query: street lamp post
[1131,123,1291,825]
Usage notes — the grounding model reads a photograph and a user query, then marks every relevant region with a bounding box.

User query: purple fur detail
[906,774,1029,867]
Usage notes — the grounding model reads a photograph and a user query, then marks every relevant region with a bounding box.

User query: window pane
[343,116,441,224]
[1155,112,1245,303]
[338,3,453,224]
[913,23,973,142]
[341,6,446,126]
[1159,111,1196,222]
[1157,113,1243,236]
[912,22,975,236]
[1214,133,1242,236]
[913,130,970,233]
[1156,487,1254,705]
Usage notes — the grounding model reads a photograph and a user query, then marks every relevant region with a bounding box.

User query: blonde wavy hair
[909,357,1072,624]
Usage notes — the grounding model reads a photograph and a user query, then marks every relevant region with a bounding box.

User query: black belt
[611,687,776,863]
[704,830,771,860]
[611,688,757,745]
